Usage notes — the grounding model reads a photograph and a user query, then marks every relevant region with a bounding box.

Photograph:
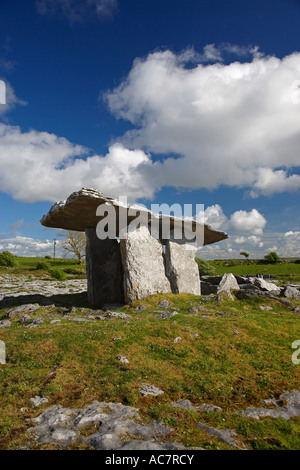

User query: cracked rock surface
[29,401,198,450]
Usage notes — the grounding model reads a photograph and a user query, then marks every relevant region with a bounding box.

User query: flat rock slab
[40,188,228,246]
[29,401,196,450]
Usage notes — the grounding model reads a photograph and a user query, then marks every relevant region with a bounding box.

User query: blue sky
[0,0,300,259]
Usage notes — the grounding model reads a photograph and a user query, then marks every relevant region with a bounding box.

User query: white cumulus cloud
[0,123,155,203]
[104,46,300,196]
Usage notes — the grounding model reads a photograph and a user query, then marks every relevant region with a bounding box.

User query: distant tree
[59,230,86,264]
[195,258,216,276]
[240,251,249,259]
[264,251,280,264]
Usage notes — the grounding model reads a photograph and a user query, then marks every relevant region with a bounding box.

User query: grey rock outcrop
[85,228,124,307]
[0,340,5,364]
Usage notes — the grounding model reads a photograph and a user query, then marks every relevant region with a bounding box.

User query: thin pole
[54,238,56,259]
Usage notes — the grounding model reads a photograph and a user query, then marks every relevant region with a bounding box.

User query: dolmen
[41,188,228,307]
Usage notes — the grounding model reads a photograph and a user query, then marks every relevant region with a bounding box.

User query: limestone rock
[282,285,300,301]
[0,341,6,364]
[8,303,40,318]
[217,273,240,293]
[249,277,281,295]
[0,320,11,328]
[120,226,171,303]
[165,242,200,295]
[40,188,228,247]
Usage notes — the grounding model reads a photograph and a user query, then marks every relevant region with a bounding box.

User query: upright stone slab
[0,341,6,365]
[165,241,201,295]
[85,228,124,307]
[120,226,171,303]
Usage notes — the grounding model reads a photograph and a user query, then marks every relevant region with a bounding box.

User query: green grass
[0,290,299,450]
[210,260,300,284]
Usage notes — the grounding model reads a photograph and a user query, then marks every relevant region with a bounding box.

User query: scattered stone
[102,304,125,312]
[0,340,6,364]
[217,290,235,302]
[112,337,122,341]
[215,311,232,316]
[67,306,77,314]
[57,307,69,314]
[120,226,171,303]
[29,401,194,450]
[156,311,179,320]
[8,303,40,318]
[293,307,300,312]
[259,305,273,311]
[249,277,281,296]
[174,337,182,343]
[140,384,164,397]
[30,396,49,407]
[104,311,131,319]
[134,305,148,312]
[198,404,223,413]
[26,318,44,328]
[158,299,171,309]
[233,330,240,335]
[0,320,11,328]
[116,355,129,364]
[282,285,300,301]
[236,390,300,420]
[50,320,61,324]
[196,422,241,448]
[70,317,89,323]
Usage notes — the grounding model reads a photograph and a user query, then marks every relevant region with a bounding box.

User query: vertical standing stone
[85,228,124,307]
[165,241,201,295]
[0,341,6,365]
[120,226,171,303]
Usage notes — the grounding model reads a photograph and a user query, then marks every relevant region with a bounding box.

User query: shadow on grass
[0,291,91,309]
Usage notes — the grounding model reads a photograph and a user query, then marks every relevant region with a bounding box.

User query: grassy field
[0,256,299,450]
[0,290,299,449]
